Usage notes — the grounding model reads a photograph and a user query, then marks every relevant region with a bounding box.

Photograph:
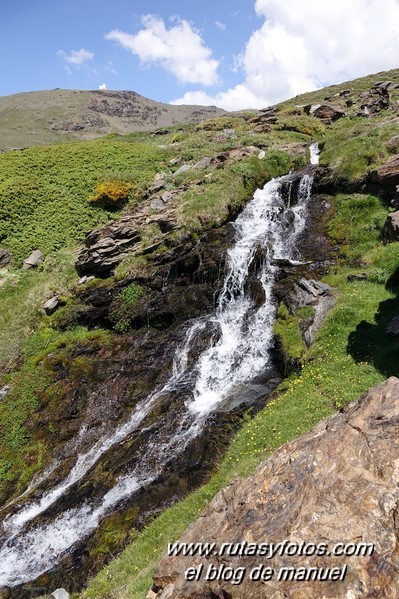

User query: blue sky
[2,0,399,110]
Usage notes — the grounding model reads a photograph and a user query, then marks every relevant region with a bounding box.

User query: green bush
[110,283,144,333]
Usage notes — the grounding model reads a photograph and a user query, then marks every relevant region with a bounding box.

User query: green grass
[0,249,76,373]
[0,139,167,265]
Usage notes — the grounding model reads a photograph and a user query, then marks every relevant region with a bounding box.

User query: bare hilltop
[0,88,225,150]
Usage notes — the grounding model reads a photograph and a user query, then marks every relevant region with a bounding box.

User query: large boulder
[368,154,399,195]
[304,104,344,124]
[151,377,399,598]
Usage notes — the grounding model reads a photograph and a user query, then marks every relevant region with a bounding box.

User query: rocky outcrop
[248,107,278,132]
[369,155,399,189]
[358,83,390,116]
[151,377,399,599]
[304,103,345,123]
[382,210,399,241]
[76,216,142,275]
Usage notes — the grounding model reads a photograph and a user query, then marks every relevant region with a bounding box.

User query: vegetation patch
[0,139,167,264]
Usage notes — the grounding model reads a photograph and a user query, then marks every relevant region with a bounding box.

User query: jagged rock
[43,296,62,315]
[358,85,390,116]
[76,216,142,275]
[386,316,399,335]
[249,107,278,129]
[22,249,44,270]
[0,385,10,401]
[0,249,11,267]
[152,377,399,599]
[304,104,344,123]
[370,155,399,190]
[169,157,181,165]
[382,210,399,241]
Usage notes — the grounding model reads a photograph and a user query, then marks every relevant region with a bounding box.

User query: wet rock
[304,103,345,123]
[382,210,399,241]
[0,249,12,266]
[386,316,399,335]
[22,249,44,270]
[44,296,62,315]
[0,385,10,401]
[152,377,399,599]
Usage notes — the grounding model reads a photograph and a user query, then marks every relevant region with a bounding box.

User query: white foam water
[0,152,318,587]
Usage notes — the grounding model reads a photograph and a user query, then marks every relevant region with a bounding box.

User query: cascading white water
[0,153,317,588]
[310,141,320,165]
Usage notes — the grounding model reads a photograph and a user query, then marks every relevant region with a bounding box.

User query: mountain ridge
[0,88,225,151]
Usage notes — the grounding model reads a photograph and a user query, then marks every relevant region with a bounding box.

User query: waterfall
[0,155,317,588]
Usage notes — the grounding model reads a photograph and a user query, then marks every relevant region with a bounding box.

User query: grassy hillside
[0,89,225,150]
[0,68,399,597]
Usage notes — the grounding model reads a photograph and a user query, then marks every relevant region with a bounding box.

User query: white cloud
[215,21,226,31]
[105,15,219,86]
[57,48,94,66]
[172,0,399,110]
[99,83,107,90]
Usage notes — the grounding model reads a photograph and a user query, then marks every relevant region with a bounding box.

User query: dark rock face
[0,250,11,267]
[152,377,399,599]
[358,84,390,116]
[369,154,399,190]
[382,210,399,241]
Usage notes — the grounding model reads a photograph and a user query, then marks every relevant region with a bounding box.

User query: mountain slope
[0,88,225,150]
[0,69,399,597]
